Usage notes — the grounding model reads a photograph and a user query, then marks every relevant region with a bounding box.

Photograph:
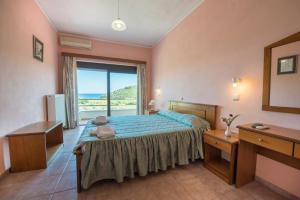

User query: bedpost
[75,148,83,193]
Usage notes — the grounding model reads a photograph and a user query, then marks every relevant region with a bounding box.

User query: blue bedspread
[78,114,194,142]
[74,112,209,189]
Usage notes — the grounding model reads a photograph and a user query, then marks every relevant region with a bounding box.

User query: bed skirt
[79,128,204,189]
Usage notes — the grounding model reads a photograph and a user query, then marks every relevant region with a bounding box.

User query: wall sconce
[232,78,240,101]
[156,88,161,97]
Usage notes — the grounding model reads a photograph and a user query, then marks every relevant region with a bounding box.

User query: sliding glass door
[77,69,108,125]
[110,72,137,116]
[77,62,137,124]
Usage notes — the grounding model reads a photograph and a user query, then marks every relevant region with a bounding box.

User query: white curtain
[137,64,147,115]
[63,56,78,129]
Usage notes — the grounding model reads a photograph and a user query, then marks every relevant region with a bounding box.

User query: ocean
[79,93,105,99]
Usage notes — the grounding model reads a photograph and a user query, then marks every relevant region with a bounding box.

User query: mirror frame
[262,31,300,114]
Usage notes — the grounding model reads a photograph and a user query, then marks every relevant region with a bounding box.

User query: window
[77,62,137,124]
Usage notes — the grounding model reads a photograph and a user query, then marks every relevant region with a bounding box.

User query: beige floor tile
[84,181,121,197]
[0,126,290,200]
[51,189,86,200]
[20,183,55,199]
[54,171,77,193]
[118,179,157,200]
[36,164,66,177]
[0,183,25,200]
[50,152,72,166]
[69,154,77,161]
[64,159,76,173]
[23,174,60,188]
[219,188,254,200]
[20,194,52,200]
[36,155,70,177]
[62,146,77,153]
[0,170,40,188]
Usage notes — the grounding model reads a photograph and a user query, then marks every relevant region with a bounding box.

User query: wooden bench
[6,121,64,172]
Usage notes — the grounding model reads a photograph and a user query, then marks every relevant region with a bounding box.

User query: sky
[77,69,137,94]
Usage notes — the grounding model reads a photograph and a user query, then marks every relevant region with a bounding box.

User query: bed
[74,101,217,192]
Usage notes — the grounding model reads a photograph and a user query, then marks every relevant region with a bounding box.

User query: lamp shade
[112,18,127,31]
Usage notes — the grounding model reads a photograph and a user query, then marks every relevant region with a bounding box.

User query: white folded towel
[90,125,115,139]
[90,127,98,136]
[93,116,108,125]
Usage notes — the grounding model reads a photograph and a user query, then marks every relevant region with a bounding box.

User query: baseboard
[255,176,300,200]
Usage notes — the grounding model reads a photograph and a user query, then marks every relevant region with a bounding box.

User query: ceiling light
[112,0,127,31]
[112,18,126,31]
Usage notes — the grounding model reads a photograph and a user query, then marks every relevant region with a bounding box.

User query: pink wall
[0,0,58,174]
[58,36,152,98]
[152,0,300,197]
[256,155,300,197]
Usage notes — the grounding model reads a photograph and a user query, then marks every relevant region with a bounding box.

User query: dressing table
[236,124,300,187]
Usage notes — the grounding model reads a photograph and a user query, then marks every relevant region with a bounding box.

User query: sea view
[79,93,105,99]
[78,87,137,123]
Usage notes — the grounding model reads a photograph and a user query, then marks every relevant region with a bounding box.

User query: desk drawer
[294,143,300,159]
[204,135,231,154]
[239,130,293,156]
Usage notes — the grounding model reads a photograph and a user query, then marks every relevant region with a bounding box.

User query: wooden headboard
[169,101,217,130]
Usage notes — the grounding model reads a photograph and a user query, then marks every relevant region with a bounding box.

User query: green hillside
[99,85,137,100]
[111,85,137,100]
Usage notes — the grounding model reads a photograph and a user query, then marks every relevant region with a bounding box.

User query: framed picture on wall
[277,55,297,75]
[33,35,43,62]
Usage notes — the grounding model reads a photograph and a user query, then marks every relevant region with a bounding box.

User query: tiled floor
[0,127,289,200]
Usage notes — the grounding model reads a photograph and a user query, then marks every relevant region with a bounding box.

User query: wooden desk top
[237,124,300,143]
[7,121,63,137]
[205,129,239,144]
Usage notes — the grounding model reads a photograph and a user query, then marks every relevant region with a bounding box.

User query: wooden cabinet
[204,130,239,184]
[239,129,293,156]
[6,121,63,172]
[295,143,300,159]
[204,134,232,154]
[236,124,300,188]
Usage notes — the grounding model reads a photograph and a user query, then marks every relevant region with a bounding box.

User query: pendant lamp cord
[117,0,120,19]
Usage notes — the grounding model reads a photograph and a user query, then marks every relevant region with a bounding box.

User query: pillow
[158,110,210,130]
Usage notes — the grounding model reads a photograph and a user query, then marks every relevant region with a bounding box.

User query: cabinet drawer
[239,130,293,156]
[294,143,300,159]
[204,135,231,154]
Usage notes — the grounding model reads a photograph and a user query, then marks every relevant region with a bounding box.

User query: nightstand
[144,110,159,115]
[203,129,239,184]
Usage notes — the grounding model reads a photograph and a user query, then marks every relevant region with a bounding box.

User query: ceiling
[36,0,204,47]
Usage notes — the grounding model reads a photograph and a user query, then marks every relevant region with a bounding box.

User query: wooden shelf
[47,144,63,164]
[205,158,230,179]
[7,121,64,172]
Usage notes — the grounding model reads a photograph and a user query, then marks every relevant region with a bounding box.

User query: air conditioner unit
[59,35,92,49]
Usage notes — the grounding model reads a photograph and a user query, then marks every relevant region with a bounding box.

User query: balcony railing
[78,98,137,124]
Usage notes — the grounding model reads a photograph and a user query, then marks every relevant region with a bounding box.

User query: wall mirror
[262,32,300,114]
